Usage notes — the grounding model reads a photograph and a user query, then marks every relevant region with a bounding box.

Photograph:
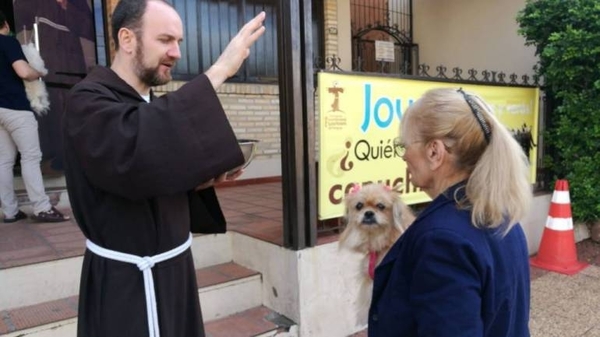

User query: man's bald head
[111,0,175,50]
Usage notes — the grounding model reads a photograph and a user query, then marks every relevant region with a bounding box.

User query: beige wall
[324,0,339,63]
[323,0,352,71]
[337,0,352,71]
[413,0,538,77]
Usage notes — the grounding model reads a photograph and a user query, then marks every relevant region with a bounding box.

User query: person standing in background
[0,10,70,223]
[13,0,96,173]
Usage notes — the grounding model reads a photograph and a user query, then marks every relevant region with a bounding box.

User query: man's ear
[426,139,446,171]
[118,28,137,54]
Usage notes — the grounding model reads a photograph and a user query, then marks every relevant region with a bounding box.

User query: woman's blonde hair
[401,87,532,231]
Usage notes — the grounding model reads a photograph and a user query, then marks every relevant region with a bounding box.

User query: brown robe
[63,66,244,337]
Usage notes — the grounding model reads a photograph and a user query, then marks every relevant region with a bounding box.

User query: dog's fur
[339,183,415,323]
[21,43,50,116]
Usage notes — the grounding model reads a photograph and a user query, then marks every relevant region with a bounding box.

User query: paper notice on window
[375,40,395,63]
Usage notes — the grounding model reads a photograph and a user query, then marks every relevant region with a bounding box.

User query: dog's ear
[392,194,414,233]
[391,182,404,194]
[392,196,404,232]
[340,189,354,233]
[339,192,356,250]
[342,202,350,228]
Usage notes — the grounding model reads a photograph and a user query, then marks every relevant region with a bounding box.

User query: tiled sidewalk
[0,181,342,270]
[0,183,286,269]
[0,211,83,269]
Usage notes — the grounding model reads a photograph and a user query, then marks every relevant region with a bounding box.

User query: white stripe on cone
[551,191,570,204]
[545,216,573,231]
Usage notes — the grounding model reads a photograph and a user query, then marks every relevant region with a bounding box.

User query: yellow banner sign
[318,72,540,220]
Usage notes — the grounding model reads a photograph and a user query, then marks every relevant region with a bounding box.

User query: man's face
[133,1,183,87]
[0,22,9,35]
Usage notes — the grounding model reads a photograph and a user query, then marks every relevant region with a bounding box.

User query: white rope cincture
[86,233,193,337]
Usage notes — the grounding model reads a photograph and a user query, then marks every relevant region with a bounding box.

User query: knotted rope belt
[86,233,193,337]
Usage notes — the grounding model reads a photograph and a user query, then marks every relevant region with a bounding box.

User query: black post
[277,0,317,249]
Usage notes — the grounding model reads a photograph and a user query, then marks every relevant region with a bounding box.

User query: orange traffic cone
[530,179,588,275]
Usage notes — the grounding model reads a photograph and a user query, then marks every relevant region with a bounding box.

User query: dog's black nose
[362,211,377,225]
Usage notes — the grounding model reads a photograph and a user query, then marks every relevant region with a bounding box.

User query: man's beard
[133,42,173,87]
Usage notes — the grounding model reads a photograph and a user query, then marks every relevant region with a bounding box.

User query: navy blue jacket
[369,182,530,337]
[0,34,31,111]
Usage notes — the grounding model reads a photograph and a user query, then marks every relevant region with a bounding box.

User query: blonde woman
[369,88,532,337]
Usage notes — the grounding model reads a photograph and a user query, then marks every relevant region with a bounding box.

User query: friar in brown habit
[62,1,266,336]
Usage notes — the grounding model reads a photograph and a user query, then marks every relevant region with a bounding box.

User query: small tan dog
[339,183,415,322]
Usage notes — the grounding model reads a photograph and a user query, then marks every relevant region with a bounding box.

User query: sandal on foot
[32,207,71,223]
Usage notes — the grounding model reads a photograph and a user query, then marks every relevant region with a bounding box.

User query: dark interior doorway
[0,1,15,32]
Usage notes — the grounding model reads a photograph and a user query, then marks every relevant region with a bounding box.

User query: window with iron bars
[170,0,324,83]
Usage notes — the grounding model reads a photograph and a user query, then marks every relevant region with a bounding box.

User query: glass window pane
[170,0,322,83]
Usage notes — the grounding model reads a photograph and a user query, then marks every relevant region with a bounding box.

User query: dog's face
[339,183,414,253]
[345,184,396,229]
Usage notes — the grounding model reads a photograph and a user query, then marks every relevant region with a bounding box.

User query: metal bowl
[228,139,258,175]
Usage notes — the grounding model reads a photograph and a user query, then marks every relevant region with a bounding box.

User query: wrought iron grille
[417,64,541,87]
[351,0,417,75]
[170,0,278,82]
[320,59,541,88]
[170,0,324,83]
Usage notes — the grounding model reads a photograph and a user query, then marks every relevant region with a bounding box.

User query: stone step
[204,306,296,337]
[12,175,68,209]
[0,262,261,336]
[0,256,83,310]
[0,234,232,310]
[197,262,262,321]
[0,297,78,337]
